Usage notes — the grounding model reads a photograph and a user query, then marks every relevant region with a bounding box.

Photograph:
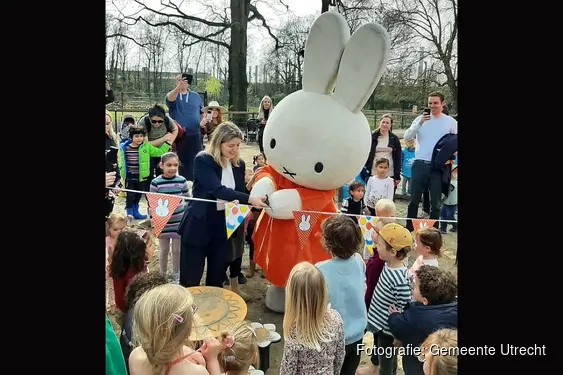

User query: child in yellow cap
[358,223,412,375]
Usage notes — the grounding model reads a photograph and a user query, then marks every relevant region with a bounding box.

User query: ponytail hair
[217,321,259,372]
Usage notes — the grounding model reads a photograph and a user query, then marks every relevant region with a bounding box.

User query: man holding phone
[403,92,457,231]
[166,73,203,181]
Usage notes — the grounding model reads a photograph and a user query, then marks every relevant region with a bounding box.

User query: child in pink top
[106,212,127,311]
[409,227,442,280]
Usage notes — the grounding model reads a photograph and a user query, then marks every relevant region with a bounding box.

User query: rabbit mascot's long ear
[261,11,391,191]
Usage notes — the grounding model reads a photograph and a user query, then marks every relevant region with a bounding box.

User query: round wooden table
[187,286,248,340]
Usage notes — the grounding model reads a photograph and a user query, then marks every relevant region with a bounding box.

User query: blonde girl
[129,284,223,375]
[106,212,127,311]
[279,262,345,375]
[419,329,458,375]
[218,321,260,375]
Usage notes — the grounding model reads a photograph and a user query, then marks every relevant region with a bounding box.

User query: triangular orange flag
[293,211,323,249]
[411,218,436,233]
[146,193,183,237]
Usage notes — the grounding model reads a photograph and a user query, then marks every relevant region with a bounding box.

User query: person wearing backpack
[137,104,179,185]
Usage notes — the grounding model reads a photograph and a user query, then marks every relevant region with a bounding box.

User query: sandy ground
[108,137,457,374]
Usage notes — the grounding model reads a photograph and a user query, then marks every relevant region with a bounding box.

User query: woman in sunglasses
[137,104,180,185]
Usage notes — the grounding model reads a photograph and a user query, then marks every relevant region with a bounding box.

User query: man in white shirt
[403,92,457,231]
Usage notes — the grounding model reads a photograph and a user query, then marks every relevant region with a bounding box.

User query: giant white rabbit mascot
[250,11,390,312]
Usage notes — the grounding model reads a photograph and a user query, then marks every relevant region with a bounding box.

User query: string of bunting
[106,187,457,244]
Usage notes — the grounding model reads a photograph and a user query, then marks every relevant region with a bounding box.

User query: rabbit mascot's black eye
[247,11,391,313]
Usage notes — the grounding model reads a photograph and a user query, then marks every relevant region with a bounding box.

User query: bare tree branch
[106,33,149,48]
[248,3,281,50]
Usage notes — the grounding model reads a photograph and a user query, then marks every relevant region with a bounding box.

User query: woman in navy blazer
[177,122,268,289]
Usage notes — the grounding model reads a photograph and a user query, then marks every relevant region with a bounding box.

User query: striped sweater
[367,264,411,336]
[125,145,140,174]
[149,174,189,238]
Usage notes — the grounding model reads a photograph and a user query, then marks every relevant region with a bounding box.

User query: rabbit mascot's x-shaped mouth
[249,11,391,313]
[282,166,297,179]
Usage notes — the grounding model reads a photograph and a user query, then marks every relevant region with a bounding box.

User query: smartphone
[423,108,430,116]
[182,73,190,82]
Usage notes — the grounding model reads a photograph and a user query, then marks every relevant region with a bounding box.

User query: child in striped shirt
[358,223,412,375]
[149,152,189,284]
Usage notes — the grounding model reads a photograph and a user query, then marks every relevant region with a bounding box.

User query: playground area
[107,140,457,374]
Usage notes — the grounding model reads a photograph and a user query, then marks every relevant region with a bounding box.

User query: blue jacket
[401,148,416,178]
[388,301,457,375]
[431,134,458,197]
[177,152,248,246]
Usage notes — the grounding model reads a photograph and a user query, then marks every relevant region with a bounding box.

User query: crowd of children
[106,106,459,375]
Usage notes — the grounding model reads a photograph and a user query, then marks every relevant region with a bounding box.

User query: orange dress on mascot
[248,11,390,312]
[252,165,335,287]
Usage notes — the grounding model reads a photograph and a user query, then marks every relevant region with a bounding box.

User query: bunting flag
[146,193,183,237]
[225,203,251,239]
[411,218,437,233]
[357,216,378,255]
[293,211,324,249]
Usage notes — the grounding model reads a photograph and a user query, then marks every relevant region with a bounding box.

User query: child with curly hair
[106,212,127,311]
[110,225,154,318]
[388,266,457,375]
[129,284,223,375]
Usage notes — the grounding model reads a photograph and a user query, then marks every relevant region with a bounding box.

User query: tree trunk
[229,0,249,112]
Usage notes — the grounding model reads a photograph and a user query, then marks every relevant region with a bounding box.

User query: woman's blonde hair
[105,110,119,146]
[420,329,458,375]
[218,321,259,372]
[205,121,244,168]
[258,96,273,120]
[133,284,195,375]
[283,262,332,351]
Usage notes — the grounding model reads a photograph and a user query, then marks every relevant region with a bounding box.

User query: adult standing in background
[166,73,203,181]
[106,79,115,105]
[362,114,402,198]
[420,104,451,217]
[137,104,179,185]
[257,96,273,154]
[404,92,457,231]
